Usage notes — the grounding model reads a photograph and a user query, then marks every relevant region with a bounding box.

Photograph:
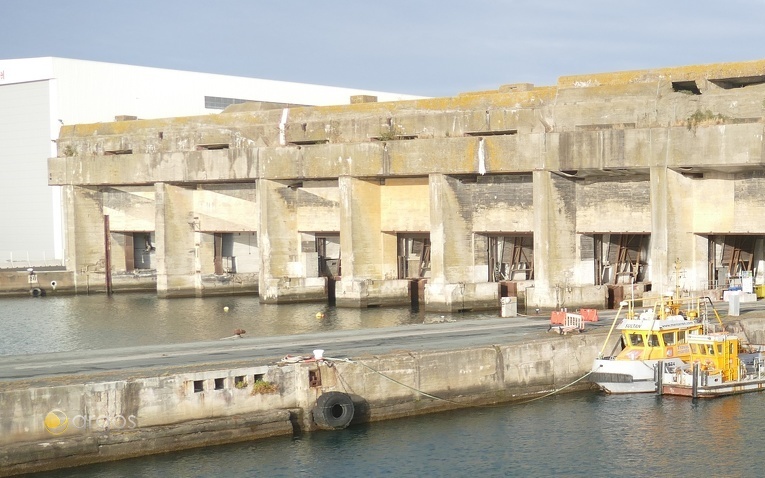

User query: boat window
[708,344,716,355]
[678,330,686,342]
[648,334,659,347]
[629,333,644,346]
[662,332,676,345]
[698,345,706,355]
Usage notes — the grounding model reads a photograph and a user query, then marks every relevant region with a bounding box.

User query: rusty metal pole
[104,214,113,295]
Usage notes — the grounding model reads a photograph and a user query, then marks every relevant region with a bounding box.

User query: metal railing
[0,251,63,270]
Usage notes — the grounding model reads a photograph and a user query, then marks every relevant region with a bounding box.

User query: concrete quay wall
[0,332,604,476]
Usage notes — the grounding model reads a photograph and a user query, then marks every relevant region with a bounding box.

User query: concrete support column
[155,183,198,298]
[425,174,496,312]
[336,176,404,307]
[527,171,580,310]
[67,185,107,293]
[649,167,705,295]
[259,179,326,303]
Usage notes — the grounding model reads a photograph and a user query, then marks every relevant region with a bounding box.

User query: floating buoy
[316,312,325,319]
[223,306,229,312]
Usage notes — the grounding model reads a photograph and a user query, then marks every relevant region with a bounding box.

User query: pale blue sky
[2,0,764,97]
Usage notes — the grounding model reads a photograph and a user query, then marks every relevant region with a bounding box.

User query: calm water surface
[5,294,765,477]
[0,293,492,356]
[34,391,765,478]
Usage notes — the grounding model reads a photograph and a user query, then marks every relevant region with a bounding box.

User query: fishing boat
[589,293,722,394]
[658,332,765,398]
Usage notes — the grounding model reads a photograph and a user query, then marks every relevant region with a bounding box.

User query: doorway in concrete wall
[708,235,764,290]
[316,234,340,305]
[589,233,650,309]
[397,234,430,279]
[487,234,534,282]
[125,232,155,271]
[592,234,649,285]
[397,234,430,310]
[213,233,236,274]
[211,232,259,275]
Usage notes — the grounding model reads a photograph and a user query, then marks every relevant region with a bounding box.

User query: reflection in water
[0,294,503,356]
[39,391,765,478]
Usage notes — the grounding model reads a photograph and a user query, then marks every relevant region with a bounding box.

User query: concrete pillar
[155,183,197,297]
[66,185,107,293]
[337,176,408,307]
[258,179,326,303]
[339,176,382,281]
[425,174,496,312]
[528,171,579,310]
[650,167,707,295]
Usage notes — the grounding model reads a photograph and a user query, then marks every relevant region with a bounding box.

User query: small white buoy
[316,312,324,319]
[314,349,324,360]
[224,306,229,312]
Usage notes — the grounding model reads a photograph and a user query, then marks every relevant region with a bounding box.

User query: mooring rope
[513,370,595,405]
[322,356,594,408]
[323,356,463,405]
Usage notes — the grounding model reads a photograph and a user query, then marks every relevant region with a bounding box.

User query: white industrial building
[0,57,423,269]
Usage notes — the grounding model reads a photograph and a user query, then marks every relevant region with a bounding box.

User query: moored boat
[658,332,765,398]
[590,294,722,394]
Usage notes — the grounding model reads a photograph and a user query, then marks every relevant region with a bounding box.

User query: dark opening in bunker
[672,81,701,95]
[488,234,534,282]
[397,234,431,279]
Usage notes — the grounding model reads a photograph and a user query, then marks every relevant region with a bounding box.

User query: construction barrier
[550,310,567,325]
[580,308,599,322]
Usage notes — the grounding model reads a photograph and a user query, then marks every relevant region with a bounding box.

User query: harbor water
[31,392,765,478]
[0,293,474,357]
[4,294,765,477]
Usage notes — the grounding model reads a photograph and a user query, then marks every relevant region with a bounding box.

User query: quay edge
[0,331,605,476]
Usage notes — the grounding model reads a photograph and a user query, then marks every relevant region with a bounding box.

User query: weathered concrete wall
[0,270,73,297]
[258,179,324,302]
[0,331,603,476]
[155,184,197,297]
[46,59,765,309]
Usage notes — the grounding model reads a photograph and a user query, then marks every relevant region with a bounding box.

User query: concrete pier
[0,316,605,476]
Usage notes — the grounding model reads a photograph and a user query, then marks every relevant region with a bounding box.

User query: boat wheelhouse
[659,333,765,398]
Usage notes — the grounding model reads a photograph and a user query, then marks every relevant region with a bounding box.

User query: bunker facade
[49,60,765,311]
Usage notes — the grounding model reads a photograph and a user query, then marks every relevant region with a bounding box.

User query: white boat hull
[591,358,686,394]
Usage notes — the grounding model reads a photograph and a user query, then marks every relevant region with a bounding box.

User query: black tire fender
[312,391,355,430]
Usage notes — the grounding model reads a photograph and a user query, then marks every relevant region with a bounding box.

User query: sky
[1,0,765,97]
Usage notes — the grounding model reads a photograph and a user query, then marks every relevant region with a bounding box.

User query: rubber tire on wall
[312,391,355,430]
